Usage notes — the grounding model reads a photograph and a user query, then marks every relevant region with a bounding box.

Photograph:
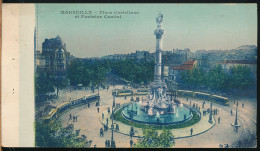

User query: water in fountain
[156,111,160,118]
[173,105,176,113]
[176,108,179,118]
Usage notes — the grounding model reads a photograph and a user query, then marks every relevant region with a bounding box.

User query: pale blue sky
[37,4,257,58]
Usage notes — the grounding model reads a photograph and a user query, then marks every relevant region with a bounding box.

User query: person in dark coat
[69,113,72,120]
[190,128,193,135]
[130,139,133,147]
[107,140,110,148]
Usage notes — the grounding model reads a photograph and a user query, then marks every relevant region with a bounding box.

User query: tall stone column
[154,12,164,82]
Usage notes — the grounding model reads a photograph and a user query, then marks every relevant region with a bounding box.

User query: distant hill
[235,45,257,50]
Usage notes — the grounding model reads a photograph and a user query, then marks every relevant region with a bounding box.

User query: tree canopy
[180,64,255,91]
[35,120,89,147]
[134,128,175,148]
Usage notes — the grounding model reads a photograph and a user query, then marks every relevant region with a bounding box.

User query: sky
[37,4,257,58]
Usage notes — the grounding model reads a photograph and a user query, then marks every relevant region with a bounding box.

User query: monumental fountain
[121,12,194,125]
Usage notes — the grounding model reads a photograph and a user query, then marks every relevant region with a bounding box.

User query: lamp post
[111,93,116,148]
[98,85,100,106]
[234,102,238,125]
[231,101,241,130]
[113,93,115,108]
[208,102,213,123]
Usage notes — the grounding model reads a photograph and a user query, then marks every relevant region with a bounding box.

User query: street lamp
[111,95,116,148]
[113,93,115,108]
[208,102,213,123]
[235,102,238,125]
[98,85,100,106]
[231,101,241,130]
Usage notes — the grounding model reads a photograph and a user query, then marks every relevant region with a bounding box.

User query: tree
[35,70,55,99]
[53,75,68,97]
[206,64,228,91]
[35,120,88,147]
[134,127,175,148]
[229,65,255,89]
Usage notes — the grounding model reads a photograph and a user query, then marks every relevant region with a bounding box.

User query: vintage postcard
[1,3,257,148]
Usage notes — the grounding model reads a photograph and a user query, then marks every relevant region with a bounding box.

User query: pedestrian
[125,96,127,100]
[242,103,244,108]
[190,128,193,135]
[107,140,110,148]
[69,113,72,120]
[97,107,99,113]
[186,97,188,102]
[88,103,90,108]
[218,117,220,123]
[130,139,133,147]
[105,140,108,148]
[116,124,119,131]
[219,144,223,148]
[76,116,78,122]
[102,113,104,120]
[231,109,232,115]
[73,116,75,122]
[100,128,102,137]
[224,144,229,148]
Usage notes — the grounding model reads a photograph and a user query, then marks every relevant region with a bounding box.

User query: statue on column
[156,12,163,25]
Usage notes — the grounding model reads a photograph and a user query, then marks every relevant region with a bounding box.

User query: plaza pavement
[54,85,256,148]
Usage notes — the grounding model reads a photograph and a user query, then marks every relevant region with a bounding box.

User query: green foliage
[134,128,175,148]
[181,66,207,88]
[206,64,228,90]
[35,120,88,147]
[35,71,55,97]
[180,65,255,91]
[229,65,255,89]
[67,59,154,86]
[35,70,68,99]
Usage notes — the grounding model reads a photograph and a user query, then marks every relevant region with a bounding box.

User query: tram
[42,94,100,123]
[114,89,133,96]
[177,90,229,106]
[136,88,149,95]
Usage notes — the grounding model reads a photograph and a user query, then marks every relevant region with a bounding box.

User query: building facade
[36,35,73,75]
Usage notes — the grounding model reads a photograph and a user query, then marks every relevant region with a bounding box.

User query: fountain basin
[122,102,193,125]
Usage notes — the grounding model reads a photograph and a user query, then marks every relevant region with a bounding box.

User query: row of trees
[35,71,68,100]
[67,58,154,87]
[35,58,154,102]
[180,65,256,91]
[134,127,175,148]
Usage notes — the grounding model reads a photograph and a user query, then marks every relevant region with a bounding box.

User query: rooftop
[172,60,196,70]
